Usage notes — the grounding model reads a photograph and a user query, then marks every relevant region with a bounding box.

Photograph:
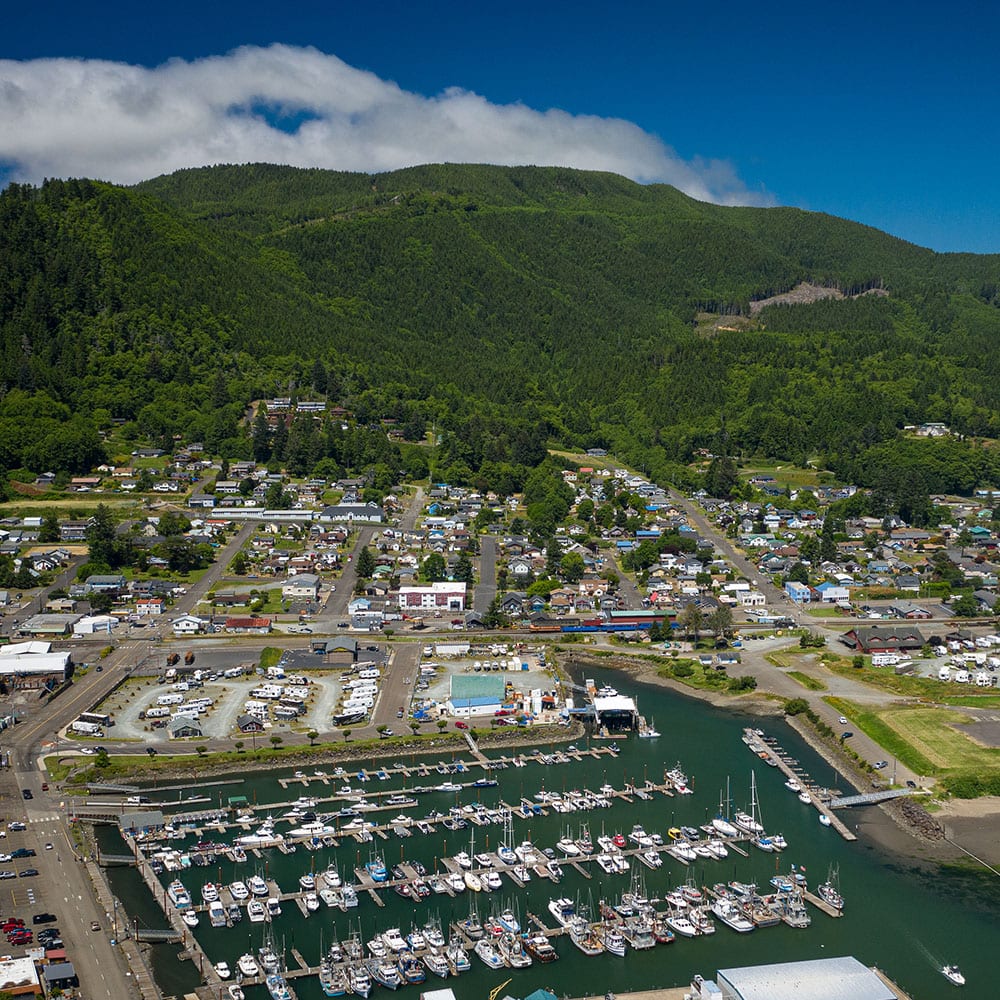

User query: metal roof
[717,956,896,1000]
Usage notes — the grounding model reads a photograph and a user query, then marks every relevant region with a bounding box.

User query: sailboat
[734,772,765,836]
[712,778,739,837]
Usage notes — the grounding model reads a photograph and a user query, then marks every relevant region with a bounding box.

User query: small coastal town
[0,434,997,1000]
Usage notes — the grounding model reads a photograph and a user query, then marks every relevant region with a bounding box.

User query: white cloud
[0,45,768,205]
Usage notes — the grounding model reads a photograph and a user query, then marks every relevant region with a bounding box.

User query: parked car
[7,822,25,831]
[455,721,469,730]
[32,913,57,925]
[20,789,31,800]
[18,868,40,877]
[0,871,17,880]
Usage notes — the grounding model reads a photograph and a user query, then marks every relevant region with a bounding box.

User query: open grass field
[826,696,1000,787]
[737,461,831,489]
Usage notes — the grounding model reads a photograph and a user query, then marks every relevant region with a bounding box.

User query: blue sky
[2,0,998,252]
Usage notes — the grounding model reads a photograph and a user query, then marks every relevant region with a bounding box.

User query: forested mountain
[3,162,1000,498]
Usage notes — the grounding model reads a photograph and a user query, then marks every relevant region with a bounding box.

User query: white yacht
[237,954,260,978]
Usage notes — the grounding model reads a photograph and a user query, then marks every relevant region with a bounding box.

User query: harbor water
[99,664,1000,999]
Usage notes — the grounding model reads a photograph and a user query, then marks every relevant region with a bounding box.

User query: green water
[101,665,1000,999]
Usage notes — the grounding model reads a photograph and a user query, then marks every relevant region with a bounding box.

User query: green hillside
[3,162,1000,500]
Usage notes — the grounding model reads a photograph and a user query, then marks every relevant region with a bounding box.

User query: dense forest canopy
[2,163,1000,495]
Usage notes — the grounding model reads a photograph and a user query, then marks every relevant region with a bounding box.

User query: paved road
[473,535,497,615]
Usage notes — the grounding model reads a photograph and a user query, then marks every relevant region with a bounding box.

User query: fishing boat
[258,939,280,973]
[424,919,446,949]
[472,938,504,969]
[266,897,282,918]
[598,924,627,956]
[319,958,348,996]
[367,937,388,960]
[568,915,604,956]
[265,974,291,1000]
[237,953,260,978]
[167,880,191,908]
[941,965,965,987]
[364,853,388,882]
[396,952,425,985]
[421,948,450,979]
[498,932,532,968]
[365,960,402,991]
[638,717,660,738]
[305,892,320,912]
[524,932,559,962]
[690,908,716,935]
[458,904,484,940]
[652,918,675,944]
[348,965,372,998]
[341,884,359,908]
[445,938,472,973]
[497,907,520,933]
[817,866,845,910]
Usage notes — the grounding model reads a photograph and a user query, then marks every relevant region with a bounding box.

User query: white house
[172,614,207,636]
[282,573,320,601]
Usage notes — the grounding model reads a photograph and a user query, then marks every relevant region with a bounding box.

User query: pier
[744,729,857,841]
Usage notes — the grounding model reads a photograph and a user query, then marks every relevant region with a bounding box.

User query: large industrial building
[708,956,901,1000]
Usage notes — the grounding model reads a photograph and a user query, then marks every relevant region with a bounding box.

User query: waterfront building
[713,956,899,1000]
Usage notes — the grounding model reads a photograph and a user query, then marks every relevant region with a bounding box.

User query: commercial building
[399,582,467,613]
[712,956,899,1000]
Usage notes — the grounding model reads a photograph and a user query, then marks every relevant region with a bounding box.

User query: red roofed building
[224,617,272,635]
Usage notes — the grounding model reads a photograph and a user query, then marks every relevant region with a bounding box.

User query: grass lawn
[804,607,843,618]
[826,697,1000,788]
[737,461,830,489]
[786,670,826,691]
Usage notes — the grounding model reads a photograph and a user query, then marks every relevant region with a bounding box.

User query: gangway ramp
[829,788,924,809]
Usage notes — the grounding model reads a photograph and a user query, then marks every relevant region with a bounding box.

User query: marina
[95,665,995,1000]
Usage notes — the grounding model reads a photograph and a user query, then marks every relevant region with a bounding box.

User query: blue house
[784,581,812,604]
